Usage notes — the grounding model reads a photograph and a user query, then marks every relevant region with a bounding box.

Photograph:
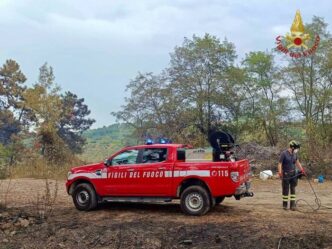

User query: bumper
[234,181,254,199]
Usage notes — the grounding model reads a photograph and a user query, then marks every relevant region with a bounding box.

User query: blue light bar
[145,137,172,145]
[158,137,172,144]
[145,138,154,145]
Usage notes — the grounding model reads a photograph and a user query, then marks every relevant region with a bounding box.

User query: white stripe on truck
[69,170,211,180]
[68,172,106,180]
[173,170,210,177]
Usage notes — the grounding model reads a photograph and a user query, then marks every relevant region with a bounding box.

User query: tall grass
[30,178,58,220]
[0,156,75,216]
[0,178,12,209]
[9,156,84,180]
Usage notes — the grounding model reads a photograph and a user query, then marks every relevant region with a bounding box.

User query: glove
[301,168,306,176]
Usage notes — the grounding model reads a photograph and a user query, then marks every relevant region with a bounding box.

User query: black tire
[215,196,225,205]
[72,183,97,211]
[180,185,211,216]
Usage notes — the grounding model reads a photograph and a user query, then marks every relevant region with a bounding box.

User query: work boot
[283,201,288,210]
[290,200,296,211]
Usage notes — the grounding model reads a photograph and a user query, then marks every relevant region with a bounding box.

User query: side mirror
[104,158,112,166]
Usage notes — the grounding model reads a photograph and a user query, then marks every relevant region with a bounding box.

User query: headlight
[67,171,72,180]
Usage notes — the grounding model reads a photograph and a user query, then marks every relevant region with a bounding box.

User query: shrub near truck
[66,144,253,215]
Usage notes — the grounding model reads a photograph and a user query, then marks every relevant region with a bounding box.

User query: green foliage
[112,73,176,140]
[242,51,288,146]
[0,16,331,177]
[0,59,26,110]
[113,34,287,147]
[0,144,11,179]
[0,60,95,166]
[279,16,332,169]
[0,109,21,145]
[0,143,11,159]
[113,18,332,175]
[0,60,27,145]
[58,91,95,154]
[79,124,136,163]
[23,63,65,163]
[113,34,239,147]
[169,34,237,143]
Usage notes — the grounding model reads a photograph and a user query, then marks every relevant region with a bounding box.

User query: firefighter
[278,140,305,211]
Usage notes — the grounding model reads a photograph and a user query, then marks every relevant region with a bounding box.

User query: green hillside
[79,124,136,163]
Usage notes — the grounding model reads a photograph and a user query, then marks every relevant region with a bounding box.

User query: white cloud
[271,25,289,36]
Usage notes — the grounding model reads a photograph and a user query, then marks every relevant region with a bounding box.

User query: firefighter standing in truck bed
[278,140,305,211]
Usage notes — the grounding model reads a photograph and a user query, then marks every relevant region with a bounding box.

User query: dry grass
[1,178,332,248]
[29,179,59,220]
[1,156,76,214]
[9,158,78,180]
[0,177,13,209]
[2,158,69,218]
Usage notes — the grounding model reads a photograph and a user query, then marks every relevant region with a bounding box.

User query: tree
[24,63,64,162]
[0,60,32,164]
[0,59,26,111]
[242,51,287,146]
[112,72,187,143]
[0,60,27,145]
[281,17,332,155]
[58,91,95,153]
[213,66,247,139]
[278,16,332,173]
[24,63,95,162]
[0,110,20,145]
[168,34,237,145]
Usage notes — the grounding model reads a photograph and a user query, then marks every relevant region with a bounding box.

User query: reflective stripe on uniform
[282,195,289,200]
[290,194,296,200]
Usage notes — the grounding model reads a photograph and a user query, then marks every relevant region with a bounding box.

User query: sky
[0,0,331,128]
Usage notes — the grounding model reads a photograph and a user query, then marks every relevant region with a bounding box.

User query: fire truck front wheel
[180,185,211,216]
[72,183,97,211]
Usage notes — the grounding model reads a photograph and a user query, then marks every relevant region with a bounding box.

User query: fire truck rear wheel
[73,183,97,211]
[180,186,211,216]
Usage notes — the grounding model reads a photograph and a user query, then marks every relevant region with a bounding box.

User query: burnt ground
[0,178,332,249]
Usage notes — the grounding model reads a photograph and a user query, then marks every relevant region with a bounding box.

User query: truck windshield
[112,149,139,165]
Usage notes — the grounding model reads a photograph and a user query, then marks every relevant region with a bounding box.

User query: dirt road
[1,178,332,249]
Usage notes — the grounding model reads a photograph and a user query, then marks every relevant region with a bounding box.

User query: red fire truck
[66,141,253,215]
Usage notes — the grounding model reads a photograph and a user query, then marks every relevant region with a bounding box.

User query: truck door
[106,148,140,196]
[133,147,173,196]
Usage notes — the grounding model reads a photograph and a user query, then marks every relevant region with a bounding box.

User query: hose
[277,236,284,249]
[296,175,332,213]
[259,171,332,212]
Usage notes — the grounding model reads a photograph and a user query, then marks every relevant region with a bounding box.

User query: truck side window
[142,148,167,164]
[177,149,186,161]
[112,149,139,165]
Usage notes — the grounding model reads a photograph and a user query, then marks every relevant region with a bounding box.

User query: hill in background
[79,124,136,163]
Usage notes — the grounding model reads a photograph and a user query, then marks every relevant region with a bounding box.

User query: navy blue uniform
[279,150,298,209]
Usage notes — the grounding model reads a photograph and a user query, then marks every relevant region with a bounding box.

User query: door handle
[127,168,135,172]
[158,167,166,170]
